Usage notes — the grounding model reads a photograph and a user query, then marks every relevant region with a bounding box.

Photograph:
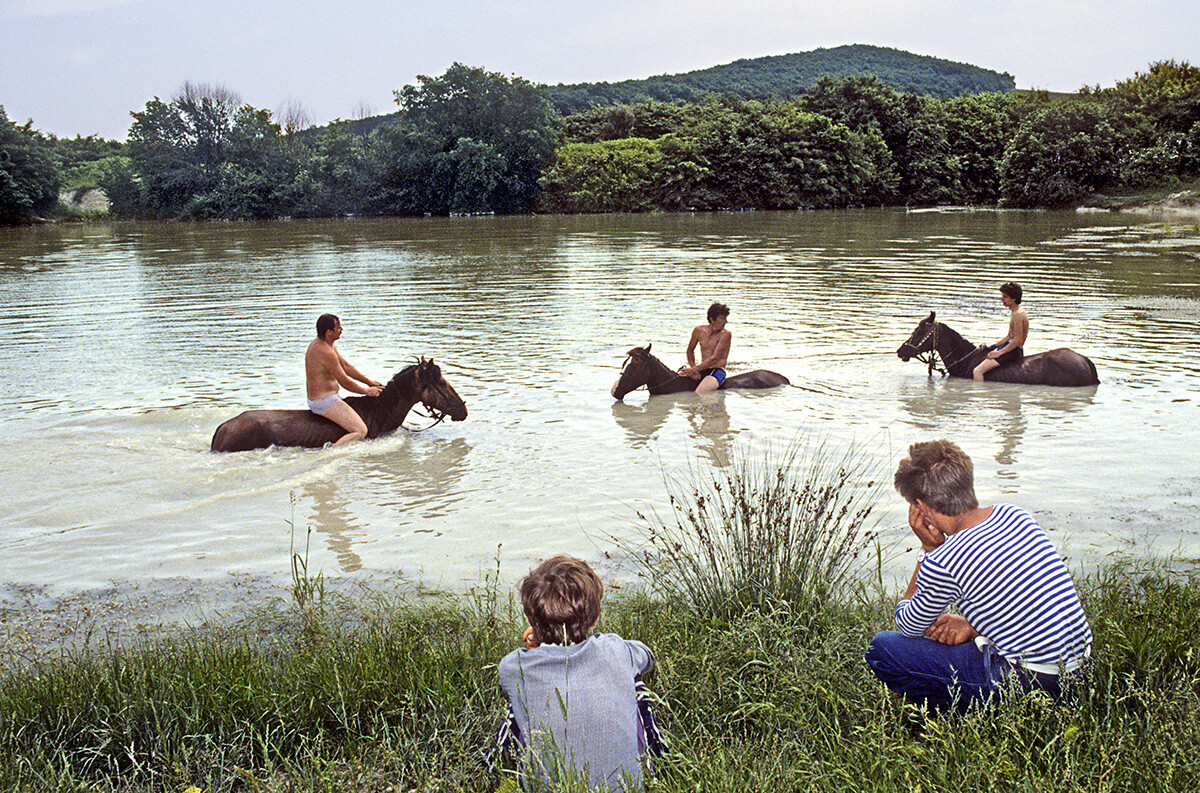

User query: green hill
[543,44,1015,114]
[315,44,1016,137]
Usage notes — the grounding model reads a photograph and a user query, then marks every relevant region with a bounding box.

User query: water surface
[1,209,1197,597]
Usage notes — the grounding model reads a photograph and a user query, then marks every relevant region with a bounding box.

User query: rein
[403,402,448,433]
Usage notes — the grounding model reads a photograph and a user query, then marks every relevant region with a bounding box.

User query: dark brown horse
[897,312,1099,387]
[611,344,790,400]
[211,358,467,452]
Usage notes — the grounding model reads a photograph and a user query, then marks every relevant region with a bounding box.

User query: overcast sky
[3,0,1198,141]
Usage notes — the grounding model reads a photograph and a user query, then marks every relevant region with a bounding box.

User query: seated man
[865,440,1092,711]
[974,281,1028,381]
[677,302,731,394]
[305,313,383,446]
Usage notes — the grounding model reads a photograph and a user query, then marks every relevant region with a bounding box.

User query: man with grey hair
[865,440,1092,711]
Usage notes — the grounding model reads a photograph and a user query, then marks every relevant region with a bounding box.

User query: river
[1,208,1198,609]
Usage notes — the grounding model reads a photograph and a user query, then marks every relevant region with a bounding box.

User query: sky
[2,0,1198,141]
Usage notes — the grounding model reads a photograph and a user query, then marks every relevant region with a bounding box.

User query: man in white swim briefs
[305,313,383,446]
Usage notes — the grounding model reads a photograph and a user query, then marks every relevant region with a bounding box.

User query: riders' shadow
[611,394,733,467]
[300,436,473,573]
[301,478,366,573]
[896,378,1095,476]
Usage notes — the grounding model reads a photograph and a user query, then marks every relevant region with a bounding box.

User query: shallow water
[1,209,1198,599]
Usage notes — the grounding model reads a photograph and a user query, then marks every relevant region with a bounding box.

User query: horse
[897,312,1099,387]
[211,358,467,452]
[611,344,790,400]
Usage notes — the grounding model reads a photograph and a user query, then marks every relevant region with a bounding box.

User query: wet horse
[897,312,1099,387]
[611,344,790,400]
[211,358,467,452]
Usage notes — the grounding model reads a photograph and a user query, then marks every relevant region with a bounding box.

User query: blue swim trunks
[701,368,727,386]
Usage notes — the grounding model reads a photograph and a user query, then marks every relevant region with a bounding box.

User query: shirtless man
[973,282,1028,381]
[678,302,732,394]
[305,313,383,445]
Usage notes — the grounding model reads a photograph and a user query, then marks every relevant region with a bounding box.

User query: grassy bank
[2,446,1198,792]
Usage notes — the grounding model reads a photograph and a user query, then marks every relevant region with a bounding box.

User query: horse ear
[927,311,936,322]
[646,343,651,353]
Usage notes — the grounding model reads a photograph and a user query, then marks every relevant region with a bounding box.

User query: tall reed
[622,437,884,619]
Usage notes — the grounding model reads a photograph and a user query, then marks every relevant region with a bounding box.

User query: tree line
[2,60,1198,224]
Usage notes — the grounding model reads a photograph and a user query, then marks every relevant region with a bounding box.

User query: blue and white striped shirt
[896,504,1093,669]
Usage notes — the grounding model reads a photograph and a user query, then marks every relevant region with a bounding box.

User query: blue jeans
[865,631,1065,712]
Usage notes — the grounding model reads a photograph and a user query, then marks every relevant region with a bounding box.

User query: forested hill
[543,44,1016,113]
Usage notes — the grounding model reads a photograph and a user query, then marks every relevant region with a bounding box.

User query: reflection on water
[896,377,1097,487]
[1,210,1198,593]
[612,393,733,467]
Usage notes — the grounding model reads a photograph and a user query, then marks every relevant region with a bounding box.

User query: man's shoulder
[306,338,334,358]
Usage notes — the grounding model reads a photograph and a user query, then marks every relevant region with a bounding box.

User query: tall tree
[391,64,558,213]
[0,107,62,224]
[121,83,296,218]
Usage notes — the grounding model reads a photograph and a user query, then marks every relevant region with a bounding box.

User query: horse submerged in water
[211,358,467,452]
[611,344,790,400]
[897,312,1099,387]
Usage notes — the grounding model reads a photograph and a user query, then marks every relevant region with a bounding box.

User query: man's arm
[697,330,731,370]
[684,327,701,367]
[337,352,383,391]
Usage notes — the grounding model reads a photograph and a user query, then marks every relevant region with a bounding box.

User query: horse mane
[935,323,985,376]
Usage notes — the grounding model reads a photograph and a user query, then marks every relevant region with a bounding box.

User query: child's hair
[520,555,603,646]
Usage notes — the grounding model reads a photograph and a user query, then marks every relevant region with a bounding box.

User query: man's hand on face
[909,503,946,551]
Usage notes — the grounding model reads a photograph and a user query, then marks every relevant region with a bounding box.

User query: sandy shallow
[1,575,291,667]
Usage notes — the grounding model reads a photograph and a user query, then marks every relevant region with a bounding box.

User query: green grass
[2,443,1198,792]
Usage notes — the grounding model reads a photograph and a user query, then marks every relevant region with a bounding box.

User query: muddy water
[1,209,1197,614]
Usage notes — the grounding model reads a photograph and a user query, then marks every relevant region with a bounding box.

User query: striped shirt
[896,504,1093,670]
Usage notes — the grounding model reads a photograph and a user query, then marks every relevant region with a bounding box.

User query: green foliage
[620,438,884,619]
[692,99,891,209]
[391,63,559,214]
[999,99,1125,207]
[122,84,299,219]
[0,106,62,224]
[544,44,1016,114]
[2,555,1198,791]
[538,138,672,213]
[548,95,894,212]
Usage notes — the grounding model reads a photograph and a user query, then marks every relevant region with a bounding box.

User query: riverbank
[1082,177,1200,220]
[3,435,1199,792]
[1,558,1197,792]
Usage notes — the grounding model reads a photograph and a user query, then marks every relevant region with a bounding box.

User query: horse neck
[642,352,687,394]
[370,367,421,434]
[644,353,676,384]
[935,324,980,376]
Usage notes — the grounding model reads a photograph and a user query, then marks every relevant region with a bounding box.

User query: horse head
[612,344,654,401]
[897,312,938,361]
[415,357,468,421]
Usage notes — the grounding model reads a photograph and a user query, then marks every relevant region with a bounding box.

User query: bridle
[901,321,979,377]
[901,322,946,376]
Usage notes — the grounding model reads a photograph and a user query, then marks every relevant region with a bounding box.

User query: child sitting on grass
[494,555,662,792]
